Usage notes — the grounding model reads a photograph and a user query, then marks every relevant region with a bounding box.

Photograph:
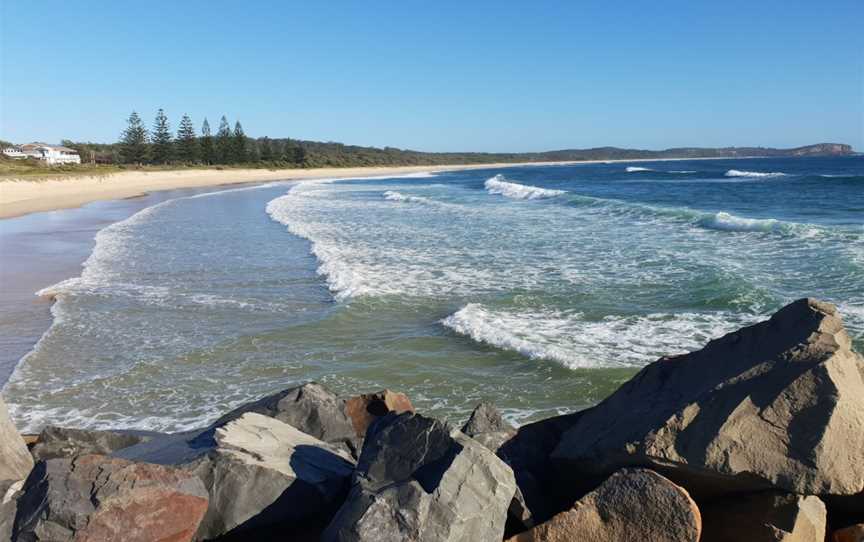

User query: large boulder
[13,454,208,542]
[344,389,413,438]
[701,492,826,542]
[506,468,701,542]
[553,299,864,502]
[833,524,864,542]
[0,397,33,484]
[323,412,516,542]
[187,412,355,540]
[214,382,361,455]
[1,480,23,542]
[461,402,512,437]
[30,426,157,462]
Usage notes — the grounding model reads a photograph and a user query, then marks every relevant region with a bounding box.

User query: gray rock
[461,402,513,437]
[115,381,358,465]
[506,468,701,542]
[552,299,864,502]
[215,382,360,455]
[701,492,826,542]
[0,397,32,484]
[13,454,209,542]
[323,412,516,542]
[30,426,157,462]
[1,479,23,542]
[188,412,355,540]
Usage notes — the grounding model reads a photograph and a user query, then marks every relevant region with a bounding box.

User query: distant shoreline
[0,156,761,219]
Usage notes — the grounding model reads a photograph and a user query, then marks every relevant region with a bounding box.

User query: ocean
[2,156,862,432]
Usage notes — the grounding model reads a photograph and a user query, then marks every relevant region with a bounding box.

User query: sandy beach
[0,163,563,219]
[0,157,732,219]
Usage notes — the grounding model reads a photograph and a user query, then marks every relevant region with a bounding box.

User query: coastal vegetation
[0,109,854,180]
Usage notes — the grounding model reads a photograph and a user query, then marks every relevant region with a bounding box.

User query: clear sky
[1,0,862,152]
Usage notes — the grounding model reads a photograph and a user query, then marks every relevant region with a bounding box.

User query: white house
[3,143,81,164]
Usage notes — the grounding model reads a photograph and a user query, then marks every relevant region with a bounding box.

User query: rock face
[506,468,701,542]
[1,480,23,542]
[13,454,208,542]
[461,402,512,437]
[30,426,156,462]
[187,412,355,540]
[0,397,33,484]
[323,412,516,542]
[215,382,360,455]
[553,299,864,501]
[833,524,864,542]
[344,389,414,438]
[701,492,826,542]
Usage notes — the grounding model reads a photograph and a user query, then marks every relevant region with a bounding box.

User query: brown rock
[343,389,413,437]
[553,299,864,502]
[701,492,826,542]
[833,524,864,542]
[13,454,208,542]
[506,468,701,542]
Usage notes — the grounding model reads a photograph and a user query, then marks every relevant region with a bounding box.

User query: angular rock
[187,412,355,540]
[461,402,513,437]
[0,397,33,483]
[30,426,157,462]
[216,382,360,455]
[553,299,864,501]
[701,492,826,542]
[344,389,413,438]
[13,454,208,542]
[833,524,864,542]
[115,382,359,464]
[323,412,516,542]
[1,480,23,542]
[506,468,701,542]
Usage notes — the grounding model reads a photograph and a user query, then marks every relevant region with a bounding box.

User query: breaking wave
[441,303,760,369]
[696,212,785,233]
[625,166,653,172]
[484,175,566,200]
[725,169,787,178]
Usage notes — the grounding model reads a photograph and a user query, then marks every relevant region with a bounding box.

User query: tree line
[117,110,306,166]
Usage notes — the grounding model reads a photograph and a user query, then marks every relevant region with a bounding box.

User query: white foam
[697,211,784,233]
[383,191,434,205]
[484,174,566,200]
[725,169,787,178]
[625,166,653,172]
[441,303,759,369]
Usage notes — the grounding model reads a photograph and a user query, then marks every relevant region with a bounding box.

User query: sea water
[3,156,862,431]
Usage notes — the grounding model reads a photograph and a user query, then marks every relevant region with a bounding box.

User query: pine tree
[216,116,232,164]
[175,114,197,163]
[151,108,173,164]
[259,137,273,161]
[119,111,148,164]
[232,121,248,163]
[292,143,306,166]
[200,118,216,165]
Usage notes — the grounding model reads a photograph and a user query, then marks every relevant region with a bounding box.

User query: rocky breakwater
[0,298,863,541]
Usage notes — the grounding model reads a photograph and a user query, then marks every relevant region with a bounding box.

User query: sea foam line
[484,174,566,200]
[725,169,787,178]
[441,303,761,369]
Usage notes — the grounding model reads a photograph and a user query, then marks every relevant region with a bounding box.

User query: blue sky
[1,1,862,152]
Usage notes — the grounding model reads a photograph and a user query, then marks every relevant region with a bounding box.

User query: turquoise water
[3,157,863,431]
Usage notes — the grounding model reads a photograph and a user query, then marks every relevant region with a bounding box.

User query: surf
[484,174,566,200]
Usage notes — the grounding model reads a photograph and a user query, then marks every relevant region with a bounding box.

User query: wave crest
[625,166,653,172]
[725,169,787,178]
[484,175,566,200]
[697,211,785,233]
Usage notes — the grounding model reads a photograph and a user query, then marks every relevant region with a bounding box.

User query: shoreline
[0,156,752,219]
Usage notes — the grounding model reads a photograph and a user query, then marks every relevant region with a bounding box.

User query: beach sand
[0,163,563,219]
[0,157,725,219]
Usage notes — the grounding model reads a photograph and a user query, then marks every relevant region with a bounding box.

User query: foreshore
[0,156,741,219]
